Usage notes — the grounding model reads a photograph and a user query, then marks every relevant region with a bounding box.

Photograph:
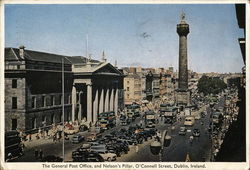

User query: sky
[4,4,245,73]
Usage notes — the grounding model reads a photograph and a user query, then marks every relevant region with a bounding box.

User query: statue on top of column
[180,11,186,21]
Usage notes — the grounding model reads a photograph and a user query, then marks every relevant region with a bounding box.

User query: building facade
[5,47,123,131]
[5,47,73,132]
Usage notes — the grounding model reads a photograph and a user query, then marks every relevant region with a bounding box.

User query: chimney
[19,45,25,59]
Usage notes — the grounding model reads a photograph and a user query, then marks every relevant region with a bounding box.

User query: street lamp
[150,130,172,162]
[209,102,215,162]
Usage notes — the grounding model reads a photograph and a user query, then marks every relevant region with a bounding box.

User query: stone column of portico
[104,88,110,112]
[99,88,104,113]
[114,88,118,117]
[93,89,99,123]
[109,88,114,111]
[78,91,83,121]
[71,85,77,122]
[87,83,92,123]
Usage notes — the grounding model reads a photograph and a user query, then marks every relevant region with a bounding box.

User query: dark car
[85,151,105,162]
[178,127,187,135]
[72,151,104,162]
[192,129,200,137]
[79,125,89,132]
[72,134,85,144]
[42,155,63,162]
[116,141,129,154]
[106,145,122,157]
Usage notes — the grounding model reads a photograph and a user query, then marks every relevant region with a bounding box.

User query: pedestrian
[53,134,56,143]
[39,149,43,160]
[135,145,139,153]
[29,134,32,142]
[34,149,39,159]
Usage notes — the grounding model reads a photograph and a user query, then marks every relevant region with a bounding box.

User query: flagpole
[62,58,65,161]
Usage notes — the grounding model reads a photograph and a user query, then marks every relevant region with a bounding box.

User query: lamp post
[150,130,172,162]
[209,102,215,162]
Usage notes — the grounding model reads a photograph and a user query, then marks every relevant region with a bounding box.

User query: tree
[197,75,227,96]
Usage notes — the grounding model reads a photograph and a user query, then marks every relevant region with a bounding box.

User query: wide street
[14,95,228,162]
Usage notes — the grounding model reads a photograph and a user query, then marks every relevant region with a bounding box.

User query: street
[13,92,236,163]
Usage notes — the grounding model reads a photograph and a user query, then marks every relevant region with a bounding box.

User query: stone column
[93,89,99,123]
[177,17,189,90]
[109,88,114,111]
[78,92,82,121]
[71,85,77,122]
[104,88,110,112]
[99,88,104,113]
[87,83,92,122]
[114,88,118,117]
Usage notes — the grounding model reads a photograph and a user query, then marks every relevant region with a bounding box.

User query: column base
[175,89,190,106]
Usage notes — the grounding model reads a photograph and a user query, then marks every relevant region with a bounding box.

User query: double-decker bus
[127,104,140,117]
[98,111,116,129]
[144,110,156,125]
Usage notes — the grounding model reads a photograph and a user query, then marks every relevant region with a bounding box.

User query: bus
[184,116,195,126]
[5,131,24,161]
[98,111,116,129]
[127,104,140,117]
[144,111,156,125]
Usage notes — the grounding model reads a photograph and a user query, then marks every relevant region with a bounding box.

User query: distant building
[122,67,143,105]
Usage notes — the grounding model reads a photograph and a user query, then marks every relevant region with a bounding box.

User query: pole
[211,107,214,162]
[159,147,163,162]
[62,58,65,161]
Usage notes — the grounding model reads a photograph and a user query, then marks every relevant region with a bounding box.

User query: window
[65,94,69,104]
[32,96,36,108]
[127,94,129,98]
[11,119,17,130]
[42,116,46,127]
[17,65,20,69]
[42,96,45,107]
[50,95,55,106]
[51,114,55,124]
[12,79,17,88]
[127,81,129,84]
[59,94,62,105]
[31,118,37,129]
[127,87,130,91]
[12,97,17,109]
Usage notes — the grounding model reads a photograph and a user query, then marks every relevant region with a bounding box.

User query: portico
[67,57,123,125]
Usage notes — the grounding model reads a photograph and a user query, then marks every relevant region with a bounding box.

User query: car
[192,129,200,137]
[72,134,85,144]
[98,151,117,161]
[178,127,187,135]
[184,116,195,126]
[79,125,89,132]
[72,150,89,162]
[86,133,102,142]
[85,151,105,162]
[146,122,155,128]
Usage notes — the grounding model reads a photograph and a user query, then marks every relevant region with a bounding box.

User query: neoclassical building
[4,46,123,132]
[67,55,124,124]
